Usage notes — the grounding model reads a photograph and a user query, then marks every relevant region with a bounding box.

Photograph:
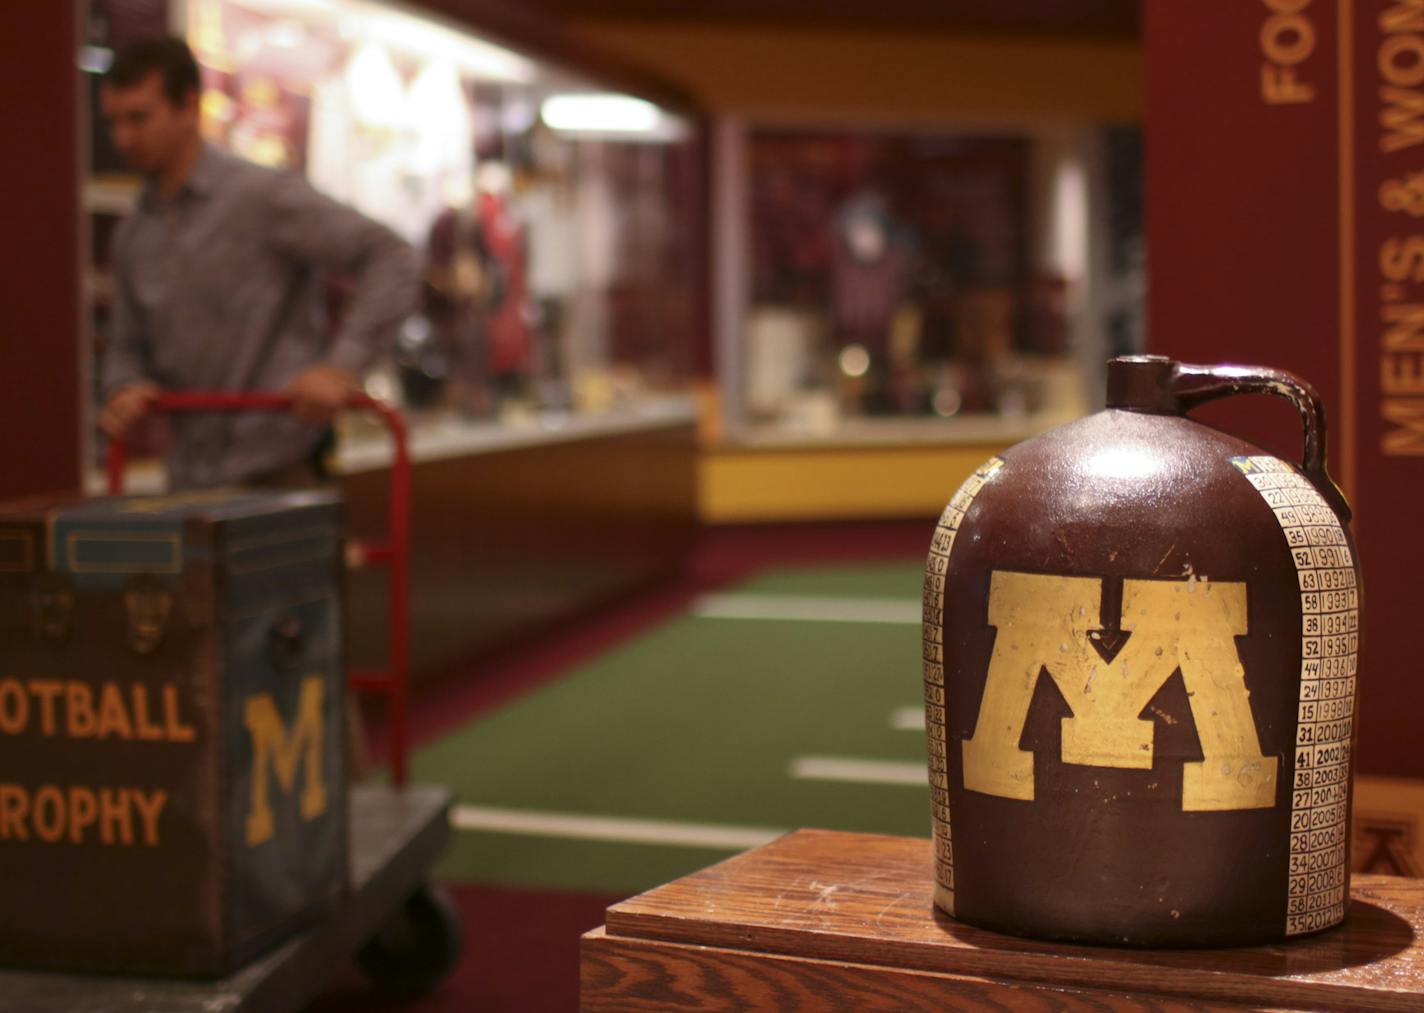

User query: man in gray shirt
[99,37,418,489]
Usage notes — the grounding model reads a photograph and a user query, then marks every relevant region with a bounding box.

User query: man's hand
[100,381,160,440]
[287,364,357,424]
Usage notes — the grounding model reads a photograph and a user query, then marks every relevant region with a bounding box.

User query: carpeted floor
[303,883,619,1013]
[422,559,929,895]
[305,519,933,1010]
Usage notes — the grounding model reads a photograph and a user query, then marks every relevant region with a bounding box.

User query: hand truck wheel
[355,882,463,994]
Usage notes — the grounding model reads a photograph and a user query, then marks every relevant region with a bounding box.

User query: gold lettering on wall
[1261,0,1318,104]
[1378,1,1424,451]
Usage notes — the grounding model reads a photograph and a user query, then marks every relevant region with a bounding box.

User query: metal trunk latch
[124,577,174,654]
[28,576,75,642]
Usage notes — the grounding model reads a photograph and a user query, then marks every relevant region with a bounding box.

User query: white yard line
[788,756,927,786]
[693,593,920,625]
[451,805,786,851]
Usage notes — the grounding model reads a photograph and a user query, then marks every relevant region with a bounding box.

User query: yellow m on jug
[962,572,1277,812]
[244,676,327,846]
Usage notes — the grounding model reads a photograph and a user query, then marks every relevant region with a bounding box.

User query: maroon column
[1144,0,1424,777]
[0,4,83,499]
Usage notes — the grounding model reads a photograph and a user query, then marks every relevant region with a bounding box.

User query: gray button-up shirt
[104,144,418,488]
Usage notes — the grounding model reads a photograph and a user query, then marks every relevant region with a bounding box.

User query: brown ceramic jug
[923,356,1360,946]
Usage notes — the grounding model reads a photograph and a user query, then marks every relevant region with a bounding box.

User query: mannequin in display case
[515,123,578,413]
[476,160,533,408]
[422,174,499,417]
[830,189,914,415]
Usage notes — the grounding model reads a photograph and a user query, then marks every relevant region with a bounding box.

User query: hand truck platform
[0,785,459,1012]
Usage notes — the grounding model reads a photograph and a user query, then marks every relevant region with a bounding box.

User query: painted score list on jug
[1232,455,1357,937]
[923,456,1001,916]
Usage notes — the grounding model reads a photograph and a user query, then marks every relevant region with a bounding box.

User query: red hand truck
[105,391,413,786]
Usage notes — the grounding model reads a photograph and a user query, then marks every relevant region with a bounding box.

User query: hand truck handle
[105,389,414,785]
[105,391,407,493]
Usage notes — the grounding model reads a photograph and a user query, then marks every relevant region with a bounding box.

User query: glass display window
[84,0,703,482]
[717,121,1144,445]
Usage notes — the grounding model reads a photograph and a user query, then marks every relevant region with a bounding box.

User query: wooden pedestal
[581,829,1424,1011]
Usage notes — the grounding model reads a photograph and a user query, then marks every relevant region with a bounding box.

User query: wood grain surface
[582,926,1279,1012]
[596,829,1422,1012]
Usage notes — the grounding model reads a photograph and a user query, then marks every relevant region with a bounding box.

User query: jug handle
[1171,363,1352,523]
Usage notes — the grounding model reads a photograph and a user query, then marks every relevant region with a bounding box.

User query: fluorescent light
[354,8,536,83]
[541,93,662,134]
[204,0,536,83]
[206,0,340,16]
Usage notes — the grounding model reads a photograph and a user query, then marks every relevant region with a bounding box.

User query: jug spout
[1105,355,1350,522]
[1105,355,1179,412]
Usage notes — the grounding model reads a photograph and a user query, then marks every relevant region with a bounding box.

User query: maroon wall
[0,4,83,500]
[1144,0,1424,777]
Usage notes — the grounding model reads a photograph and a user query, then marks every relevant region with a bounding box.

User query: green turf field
[416,561,931,895]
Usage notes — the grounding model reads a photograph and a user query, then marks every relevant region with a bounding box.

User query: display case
[81,0,703,677]
[85,0,703,480]
[715,120,1144,448]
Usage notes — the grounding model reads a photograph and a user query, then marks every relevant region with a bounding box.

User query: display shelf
[336,395,697,472]
[584,829,1424,1011]
[725,408,1076,452]
[85,395,698,494]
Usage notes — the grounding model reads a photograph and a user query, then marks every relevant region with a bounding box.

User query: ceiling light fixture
[540,93,662,134]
